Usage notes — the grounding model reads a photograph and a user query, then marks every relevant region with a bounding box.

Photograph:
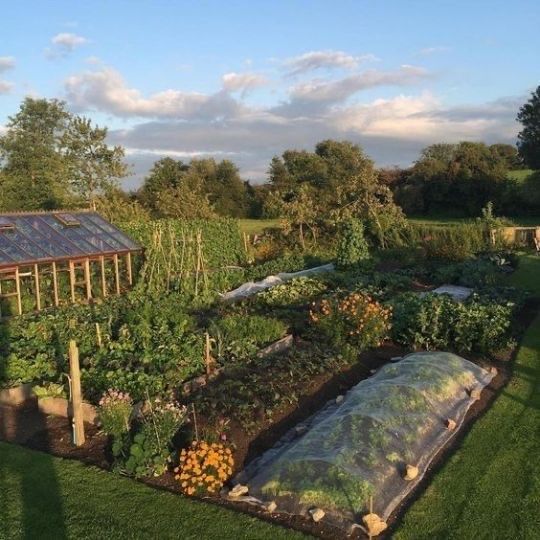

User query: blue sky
[1,0,539,187]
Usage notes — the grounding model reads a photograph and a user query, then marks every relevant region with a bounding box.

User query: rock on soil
[362,513,388,536]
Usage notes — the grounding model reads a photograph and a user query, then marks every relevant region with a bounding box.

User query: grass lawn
[0,443,305,540]
[238,219,281,235]
[395,254,540,540]
[408,215,540,227]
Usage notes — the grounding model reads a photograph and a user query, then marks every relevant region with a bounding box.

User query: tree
[517,86,540,169]
[63,117,128,209]
[0,97,128,211]
[489,143,521,170]
[0,98,71,209]
[139,158,188,213]
[266,140,406,248]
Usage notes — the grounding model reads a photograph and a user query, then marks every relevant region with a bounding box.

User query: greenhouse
[0,211,141,316]
[237,352,495,533]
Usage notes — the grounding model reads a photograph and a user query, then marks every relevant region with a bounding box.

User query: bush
[389,292,513,354]
[309,292,392,350]
[174,441,234,495]
[336,218,370,269]
[256,277,328,307]
[405,223,489,261]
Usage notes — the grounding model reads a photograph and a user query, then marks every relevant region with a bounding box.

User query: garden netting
[220,263,334,301]
[235,352,494,532]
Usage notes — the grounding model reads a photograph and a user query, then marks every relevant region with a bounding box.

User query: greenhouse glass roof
[0,211,141,269]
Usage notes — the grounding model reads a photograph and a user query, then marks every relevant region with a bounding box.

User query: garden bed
[0,325,527,539]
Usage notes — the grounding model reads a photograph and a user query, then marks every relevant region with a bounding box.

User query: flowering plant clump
[98,388,133,437]
[123,397,189,478]
[309,292,392,351]
[174,441,234,496]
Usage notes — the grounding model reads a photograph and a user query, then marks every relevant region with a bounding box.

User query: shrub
[310,292,392,350]
[256,277,328,307]
[336,218,370,269]
[389,292,513,354]
[174,441,234,495]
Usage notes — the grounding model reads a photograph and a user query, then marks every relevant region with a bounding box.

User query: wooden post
[33,264,41,311]
[69,261,76,303]
[100,256,107,298]
[113,254,120,295]
[95,322,102,347]
[52,262,59,307]
[205,332,213,376]
[15,267,22,316]
[69,340,85,446]
[126,252,133,286]
[84,258,92,300]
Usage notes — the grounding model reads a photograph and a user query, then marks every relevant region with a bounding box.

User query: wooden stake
[113,254,120,295]
[192,403,199,441]
[126,252,133,286]
[205,332,213,376]
[52,262,59,306]
[95,322,102,347]
[100,256,107,298]
[84,259,92,300]
[69,340,85,446]
[15,267,22,316]
[69,261,76,303]
[33,264,41,311]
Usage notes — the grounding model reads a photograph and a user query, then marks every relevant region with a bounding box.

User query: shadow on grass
[0,305,67,540]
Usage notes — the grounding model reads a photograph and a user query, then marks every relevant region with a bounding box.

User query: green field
[507,168,536,183]
[238,219,281,235]
[395,254,540,539]
[0,443,305,540]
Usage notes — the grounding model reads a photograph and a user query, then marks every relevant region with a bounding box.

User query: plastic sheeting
[220,263,334,301]
[424,284,473,302]
[236,352,494,530]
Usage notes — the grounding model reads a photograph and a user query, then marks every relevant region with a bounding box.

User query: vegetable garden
[0,214,536,538]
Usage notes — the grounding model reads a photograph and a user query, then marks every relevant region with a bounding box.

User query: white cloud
[46,32,88,59]
[0,56,15,72]
[274,65,431,117]
[0,80,14,94]
[65,67,242,120]
[418,46,451,55]
[60,64,519,184]
[222,72,268,95]
[284,50,378,76]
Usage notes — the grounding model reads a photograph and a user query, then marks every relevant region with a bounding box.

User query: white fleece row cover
[237,352,494,531]
[220,263,334,301]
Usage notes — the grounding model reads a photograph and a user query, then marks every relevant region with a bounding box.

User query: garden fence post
[69,340,86,446]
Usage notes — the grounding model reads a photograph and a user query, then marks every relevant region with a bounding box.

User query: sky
[1,0,539,189]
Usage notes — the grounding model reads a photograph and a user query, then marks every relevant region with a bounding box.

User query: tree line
[1,86,539,220]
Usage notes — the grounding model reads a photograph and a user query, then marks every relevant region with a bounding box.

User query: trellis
[0,211,141,317]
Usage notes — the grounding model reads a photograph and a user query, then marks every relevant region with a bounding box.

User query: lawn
[408,215,540,227]
[0,443,305,540]
[238,219,281,235]
[395,254,540,539]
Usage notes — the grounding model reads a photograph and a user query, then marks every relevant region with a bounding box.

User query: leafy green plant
[389,292,513,353]
[32,382,66,399]
[124,398,188,478]
[256,277,327,307]
[336,218,370,269]
[210,314,287,361]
